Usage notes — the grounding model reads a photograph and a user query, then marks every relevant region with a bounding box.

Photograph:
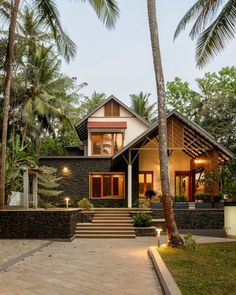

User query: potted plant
[145,190,156,208]
[132,212,156,236]
[173,194,189,209]
[213,192,224,208]
[194,193,212,208]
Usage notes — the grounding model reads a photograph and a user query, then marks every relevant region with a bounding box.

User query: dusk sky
[57,0,236,105]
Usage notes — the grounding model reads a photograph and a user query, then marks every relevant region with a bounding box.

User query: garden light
[65,197,70,209]
[156,228,162,248]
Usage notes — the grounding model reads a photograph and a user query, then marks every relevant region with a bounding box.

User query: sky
[57,0,236,105]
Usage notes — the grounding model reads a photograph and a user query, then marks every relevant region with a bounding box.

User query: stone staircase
[75,208,136,239]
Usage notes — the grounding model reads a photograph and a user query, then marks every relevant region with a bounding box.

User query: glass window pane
[103,176,111,196]
[92,177,101,197]
[113,177,119,196]
[102,134,112,155]
[139,174,144,183]
[92,134,102,155]
[113,133,123,153]
[146,174,152,184]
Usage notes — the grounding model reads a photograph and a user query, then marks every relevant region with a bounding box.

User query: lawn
[158,242,236,295]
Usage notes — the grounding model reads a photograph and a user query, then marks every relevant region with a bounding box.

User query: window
[138,172,153,197]
[91,133,123,155]
[104,100,120,117]
[90,173,125,198]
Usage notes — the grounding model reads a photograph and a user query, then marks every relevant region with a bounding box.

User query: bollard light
[156,228,162,248]
[65,197,70,209]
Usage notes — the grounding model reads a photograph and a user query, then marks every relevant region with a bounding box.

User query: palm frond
[195,0,236,67]
[174,0,223,40]
[33,0,77,62]
[82,0,119,29]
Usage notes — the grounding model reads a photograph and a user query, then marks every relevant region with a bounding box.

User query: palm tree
[147,0,183,247]
[174,0,236,67]
[130,91,156,122]
[80,91,107,116]
[0,0,120,208]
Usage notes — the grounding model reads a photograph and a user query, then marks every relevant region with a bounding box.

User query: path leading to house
[0,238,163,295]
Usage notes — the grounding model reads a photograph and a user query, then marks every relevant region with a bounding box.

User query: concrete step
[93,217,131,220]
[76,226,134,230]
[92,219,133,223]
[74,234,136,239]
[75,230,135,234]
[77,222,133,227]
[94,213,130,216]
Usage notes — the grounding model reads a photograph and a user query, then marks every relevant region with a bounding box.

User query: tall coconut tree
[0,0,119,208]
[174,0,236,67]
[147,0,183,247]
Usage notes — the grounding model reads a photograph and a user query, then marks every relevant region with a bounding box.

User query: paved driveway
[0,238,163,295]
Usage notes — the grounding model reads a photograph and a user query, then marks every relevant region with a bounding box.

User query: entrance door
[138,172,153,199]
[175,171,191,201]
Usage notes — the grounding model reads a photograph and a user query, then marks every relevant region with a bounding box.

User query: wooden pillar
[32,173,38,209]
[205,149,219,196]
[23,168,29,209]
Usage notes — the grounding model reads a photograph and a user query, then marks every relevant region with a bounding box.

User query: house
[39,95,233,207]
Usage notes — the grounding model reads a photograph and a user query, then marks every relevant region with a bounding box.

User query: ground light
[65,197,70,209]
[156,228,162,248]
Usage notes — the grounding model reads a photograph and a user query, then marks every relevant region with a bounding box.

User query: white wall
[87,105,149,156]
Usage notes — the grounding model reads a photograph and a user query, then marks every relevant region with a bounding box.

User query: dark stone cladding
[39,156,112,201]
[152,209,224,229]
[0,209,80,239]
[39,155,139,207]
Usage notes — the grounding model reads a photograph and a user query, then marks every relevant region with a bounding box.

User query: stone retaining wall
[152,209,224,229]
[0,209,81,239]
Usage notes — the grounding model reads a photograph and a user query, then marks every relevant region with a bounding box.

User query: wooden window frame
[91,132,124,156]
[89,173,125,199]
[138,171,154,195]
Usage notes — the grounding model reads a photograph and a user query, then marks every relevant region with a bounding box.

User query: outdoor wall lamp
[65,197,70,209]
[156,228,162,248]
[62,166,70,175]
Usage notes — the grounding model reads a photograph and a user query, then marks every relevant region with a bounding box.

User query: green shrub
[194,193,211,202]
[133,213,152,227]
[174,194,187,202]
[214,192,223,202]
[78,198,94,210]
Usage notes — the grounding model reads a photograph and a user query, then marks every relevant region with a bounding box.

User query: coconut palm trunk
[147,0,183,247]
[0,0,21,209]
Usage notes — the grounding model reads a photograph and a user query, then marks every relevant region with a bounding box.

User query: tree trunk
[0,0,21,209]
[147,0,183,247]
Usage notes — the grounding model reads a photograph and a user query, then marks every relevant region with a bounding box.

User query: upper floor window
[104,100,120,117]
[91,133,123,155]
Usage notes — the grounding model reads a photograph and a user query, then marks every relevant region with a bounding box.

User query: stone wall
[0,209,80,239]
[152,209,224,229]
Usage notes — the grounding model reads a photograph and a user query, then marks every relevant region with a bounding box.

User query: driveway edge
[148,246,182,295]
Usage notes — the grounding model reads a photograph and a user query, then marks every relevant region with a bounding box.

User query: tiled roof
[87,122,127,129]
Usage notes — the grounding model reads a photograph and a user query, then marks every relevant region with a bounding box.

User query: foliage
[159,242,236,295]
[174,195,187,202]
[4,136,36,202]
[174,0,236,66]
[80,91,106,117]
[166,77,201,117]
[194,193,211,202]
[129,91,157,122]
[132,212,152,227]
[166,67,236,154]
[77,198,94,210]
[145,190,156,200]
[37,166,63,199]
[183,233,196,252]
[133,199,149,208]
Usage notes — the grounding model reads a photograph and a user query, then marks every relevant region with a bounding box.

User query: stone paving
[0,238,163,295]
[1,234,236,295]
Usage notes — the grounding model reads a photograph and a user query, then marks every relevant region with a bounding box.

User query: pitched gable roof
[113,110,233,163]
[75,95,151,141]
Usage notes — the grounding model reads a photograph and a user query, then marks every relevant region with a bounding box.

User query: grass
[158,242,236,295]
